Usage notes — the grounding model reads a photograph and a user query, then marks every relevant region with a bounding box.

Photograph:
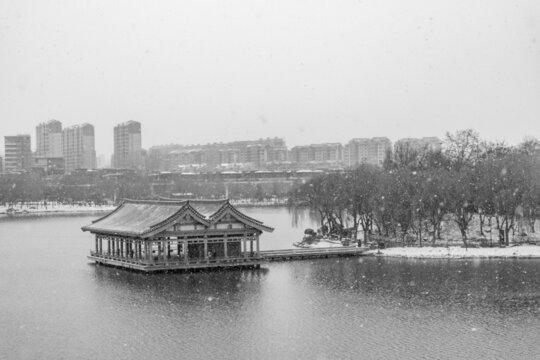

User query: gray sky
[1,0,539,157]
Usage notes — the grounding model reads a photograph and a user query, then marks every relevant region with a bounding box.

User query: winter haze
[1,0,539,156]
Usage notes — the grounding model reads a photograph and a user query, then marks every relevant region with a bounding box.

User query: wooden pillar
[243,236,247,258]
[143,241,147,261]
[256,234,260,255]
[204,236,208,261]
[224,235,228,259]
[183,239,188,263]
[99,236,103,255]
[250,238,253,256]
[120,239,124,258]
[161,239,164,260]
[161,239,165,260]
[112,238,116,256]
[107,238,110,255]
[147,241,153,262]
[95,235,99,254]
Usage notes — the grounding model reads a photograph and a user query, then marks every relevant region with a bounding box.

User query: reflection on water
[1,209,540,359]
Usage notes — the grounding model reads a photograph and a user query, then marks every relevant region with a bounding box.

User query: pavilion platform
[82,199,274,272]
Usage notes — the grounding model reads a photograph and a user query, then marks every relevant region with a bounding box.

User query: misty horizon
[1,0,539,157]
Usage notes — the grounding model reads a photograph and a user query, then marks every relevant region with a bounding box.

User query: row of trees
[0,170,292,204]
[289,130,540,247]
[0,171,152,204]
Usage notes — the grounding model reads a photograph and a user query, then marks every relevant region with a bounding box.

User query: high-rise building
[36,119,63,157]
[4,135,32,172]
[35,119,64,175]
[344,137,391,167]
[62,123,96,173]
[113,120,142,169]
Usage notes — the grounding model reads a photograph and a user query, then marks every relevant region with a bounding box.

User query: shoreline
[0,200,287,218]
[0,204,117,217]
[366,245,540,259]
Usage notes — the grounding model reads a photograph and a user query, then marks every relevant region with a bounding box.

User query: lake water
[1,208,540,359]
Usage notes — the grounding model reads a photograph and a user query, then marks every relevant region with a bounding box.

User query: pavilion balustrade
[92,233,261,267]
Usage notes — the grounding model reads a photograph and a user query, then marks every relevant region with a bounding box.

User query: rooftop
[82,199,273,237]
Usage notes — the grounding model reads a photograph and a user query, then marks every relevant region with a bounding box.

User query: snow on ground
[304,240,346,248]
[368,245,540,258]
[0,203,116,216]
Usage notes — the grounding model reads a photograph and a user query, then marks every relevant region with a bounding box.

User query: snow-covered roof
[82,199,274,237]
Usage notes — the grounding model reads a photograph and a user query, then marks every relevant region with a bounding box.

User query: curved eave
[228,205,264,225]
[88,202,125,224]
[82,229,146,238]
[142,203,210,238]
[250,223,274,233]
[210,202,274,233]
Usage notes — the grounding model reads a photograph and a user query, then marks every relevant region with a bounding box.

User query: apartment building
[344,137,392,167]
[62,123,96,173]
[4,135,32,173]
[113,120,142,169]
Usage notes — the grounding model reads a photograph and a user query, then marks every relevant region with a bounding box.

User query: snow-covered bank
[0,203,116,216]
[231,198,288,207]
[294,239,353,248]
[369,245,540,259]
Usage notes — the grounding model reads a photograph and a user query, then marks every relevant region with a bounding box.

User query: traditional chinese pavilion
[81,199,274,272]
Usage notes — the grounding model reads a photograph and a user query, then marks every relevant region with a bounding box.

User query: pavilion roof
[81,199,274,237]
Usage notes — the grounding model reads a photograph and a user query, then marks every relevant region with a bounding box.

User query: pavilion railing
[89,250,262,266]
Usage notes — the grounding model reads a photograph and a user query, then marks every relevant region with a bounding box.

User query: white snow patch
[0,203,116,216]
[368,246,540,259]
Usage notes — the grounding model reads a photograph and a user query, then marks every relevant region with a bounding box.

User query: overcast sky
[1,0,539,157]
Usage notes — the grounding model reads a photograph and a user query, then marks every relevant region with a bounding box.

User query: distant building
[35,119,64,175]
[96,154,110,169]
[113,120,142,169]
[148,137,288,171]
[62,123,96,173]
[0,155,3,174]
[36,119,63,157]
[34,157,65,175]
[4,135,32,173]
[344,137,391,167]
[289,143,343,168]
[394,137,442,153]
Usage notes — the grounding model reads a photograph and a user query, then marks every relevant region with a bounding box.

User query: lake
[1,207,540,359]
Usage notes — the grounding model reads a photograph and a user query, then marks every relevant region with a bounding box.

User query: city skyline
[1,1,539,158]
[3,117,444,173]
[0,117,537,160]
